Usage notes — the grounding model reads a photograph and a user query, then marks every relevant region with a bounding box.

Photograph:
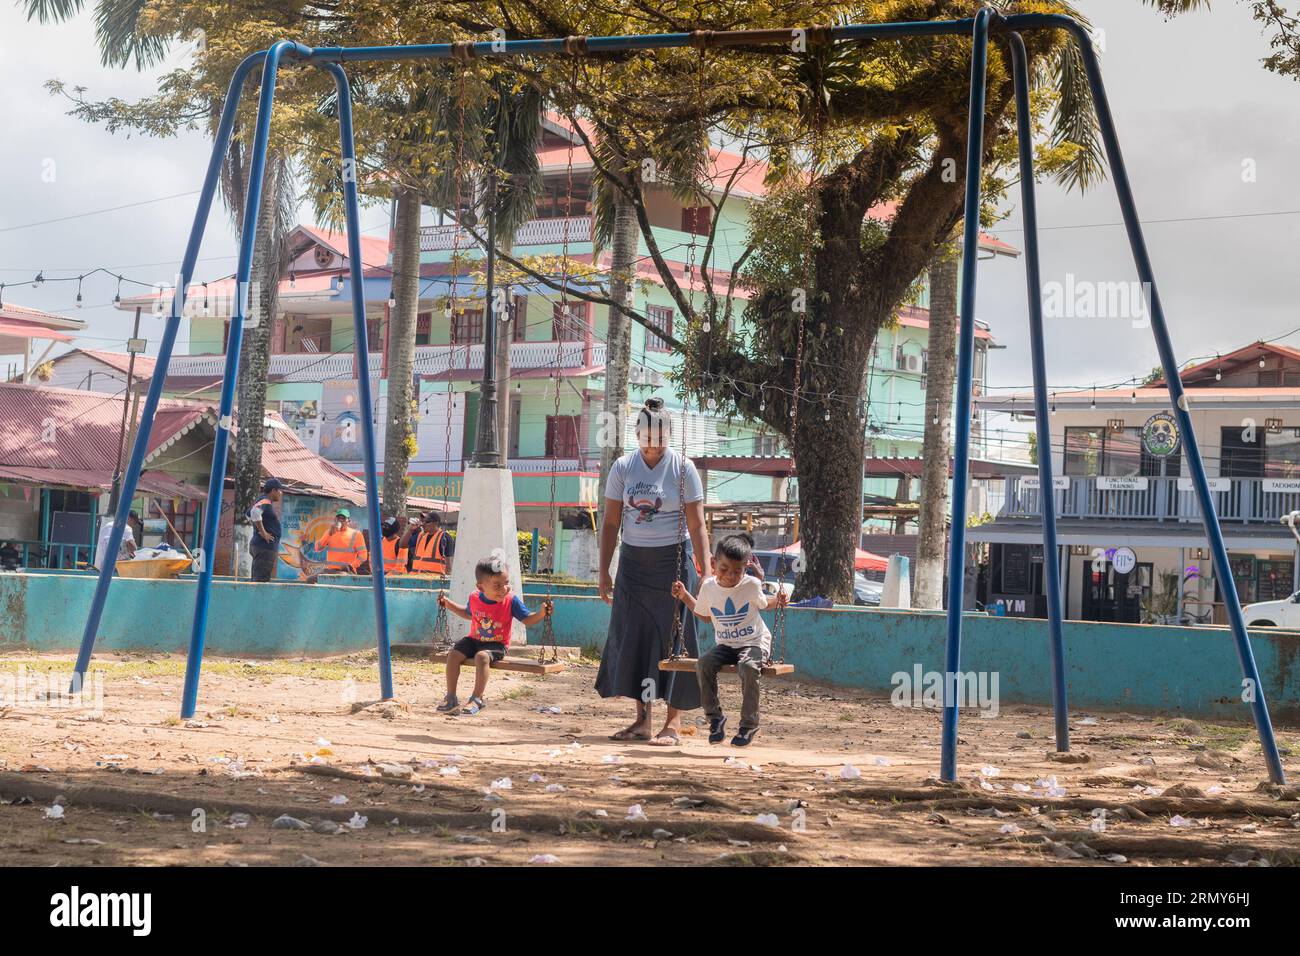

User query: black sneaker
[708,716,728,744]
[731,726,759,747]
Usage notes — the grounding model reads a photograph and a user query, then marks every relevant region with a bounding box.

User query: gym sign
[1141,411,1180,458]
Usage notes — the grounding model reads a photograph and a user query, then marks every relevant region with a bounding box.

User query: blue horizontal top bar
[296,14,1085,65]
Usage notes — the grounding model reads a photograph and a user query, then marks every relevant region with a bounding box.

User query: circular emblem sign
[1142,411,1180,458]
[1111,546,1137,575]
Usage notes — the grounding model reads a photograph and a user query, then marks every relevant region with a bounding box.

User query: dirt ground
[1,650,1298,867]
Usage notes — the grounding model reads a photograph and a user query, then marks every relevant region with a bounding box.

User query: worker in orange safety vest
[316,508,368,573]
[379,516,408,575]
[402,511,449,574]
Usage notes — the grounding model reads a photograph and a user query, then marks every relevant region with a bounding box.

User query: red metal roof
[895,304,993,340]
[0,302,85,329]
[0,382,211,474]
[0,317,74,342]
[0,382,403,507]
[1156,341,1300,386]
[65,349,158,381]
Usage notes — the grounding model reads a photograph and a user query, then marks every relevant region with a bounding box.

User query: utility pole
[472,169,502,466]
[109,307,145,513]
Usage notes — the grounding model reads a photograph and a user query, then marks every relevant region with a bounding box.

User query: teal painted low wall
[2,572,1298,725]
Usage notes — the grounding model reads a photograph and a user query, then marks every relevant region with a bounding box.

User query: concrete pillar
[447,466,525,644]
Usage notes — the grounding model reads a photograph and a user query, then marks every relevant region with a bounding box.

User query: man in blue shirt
[249,478,284,582]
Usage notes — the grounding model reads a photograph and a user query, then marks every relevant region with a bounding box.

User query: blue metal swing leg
[1008,32,1070,753]
[941,7,994,783]
[69,51,268,695]
[68,42,393,716]
[181,41,306,719]
[1058,19,1286,784]
[324,62,394,701]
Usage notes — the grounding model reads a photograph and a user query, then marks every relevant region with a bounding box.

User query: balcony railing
[170,341,607,383]
[413,341,605,376]
[419,215,592,252]
[169,352,380,383]
[998,475,1300,525]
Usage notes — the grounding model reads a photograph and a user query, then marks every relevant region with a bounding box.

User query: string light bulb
[202,283,210,315]
[33,271,44,287]
[75,275,83,308]
[113,276,122,306]
[289,270,296,288]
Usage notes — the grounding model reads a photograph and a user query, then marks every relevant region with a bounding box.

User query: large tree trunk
[598,189,637,518]
[382,185,423,516]
[913,242,959,609]
[789,353,868,604]
[232,154,290,575]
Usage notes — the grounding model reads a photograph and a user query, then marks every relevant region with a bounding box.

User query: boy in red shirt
[436,551,552,715]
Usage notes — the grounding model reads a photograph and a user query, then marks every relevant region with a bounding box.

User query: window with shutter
[451,308,484,345]
[645,305,673,353]
[545,415,580,458]
[511,295,528,342]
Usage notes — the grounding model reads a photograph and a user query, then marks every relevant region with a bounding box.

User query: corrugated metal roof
[0,382,396,508]
[0,302,87,331]
[0,382,211,472]
[76,349,158,380]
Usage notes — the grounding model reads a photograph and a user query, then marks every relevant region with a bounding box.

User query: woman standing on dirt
[596,398,710,746]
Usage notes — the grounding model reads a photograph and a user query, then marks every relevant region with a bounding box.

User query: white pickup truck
[1242,593,1300,628]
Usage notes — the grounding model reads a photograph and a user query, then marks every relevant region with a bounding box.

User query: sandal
[647,728,682,747]
[610,725,651,741]
[460,695,486,716]
[436,694,460,714]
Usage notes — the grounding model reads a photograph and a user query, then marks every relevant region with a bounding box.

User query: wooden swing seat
[658,657,795,677]
[392,642,565,675]
[485,657,565,675]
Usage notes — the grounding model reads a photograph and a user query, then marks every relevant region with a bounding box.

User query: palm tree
[913,240,959,609]
[481,78,544,464]
[23,0,297,575]
[360,73,544,517]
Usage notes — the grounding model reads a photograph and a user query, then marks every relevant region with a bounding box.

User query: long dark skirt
[595,542,700,711]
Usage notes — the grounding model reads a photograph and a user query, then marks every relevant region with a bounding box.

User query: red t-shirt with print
[468,589,517,647]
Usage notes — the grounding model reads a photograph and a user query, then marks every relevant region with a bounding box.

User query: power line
[0,191,202,234]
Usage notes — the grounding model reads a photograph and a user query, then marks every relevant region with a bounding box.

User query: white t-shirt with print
[695,574,770,653]
[604,447,703,548]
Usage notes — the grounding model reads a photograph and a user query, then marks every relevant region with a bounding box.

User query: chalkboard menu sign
[1257,560,1295,603]
[1001,544,1032,594]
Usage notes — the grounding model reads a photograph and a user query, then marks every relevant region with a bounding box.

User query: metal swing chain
[536,64,582,664]
[431,64,473,651]
[669,46,709,660]
[771,108,822,666]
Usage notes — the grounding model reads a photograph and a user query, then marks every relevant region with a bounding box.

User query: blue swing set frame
[70,9,1287,785]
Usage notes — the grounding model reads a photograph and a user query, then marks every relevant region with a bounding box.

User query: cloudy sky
[1,1,1296,400]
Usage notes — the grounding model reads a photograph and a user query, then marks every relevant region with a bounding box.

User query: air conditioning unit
[629,366,664,386]
[901,354,921,373]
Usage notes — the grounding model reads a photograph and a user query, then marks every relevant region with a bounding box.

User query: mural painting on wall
[274,495,370,580]
[320,380,363,463]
